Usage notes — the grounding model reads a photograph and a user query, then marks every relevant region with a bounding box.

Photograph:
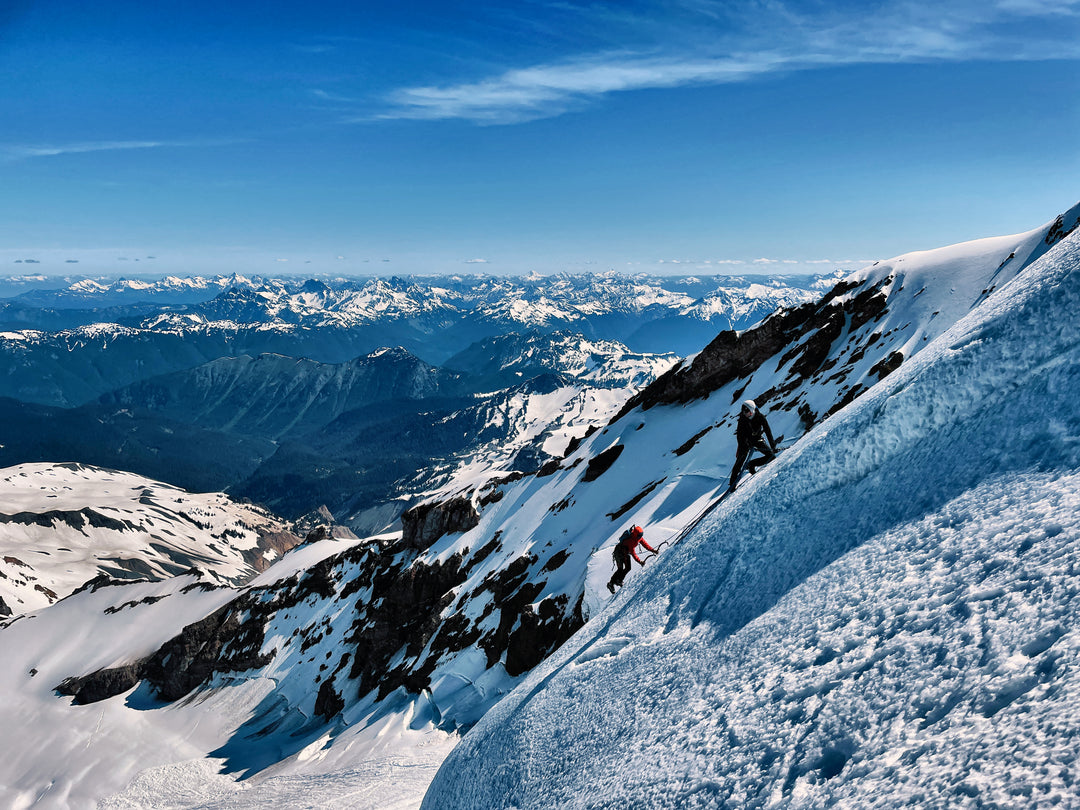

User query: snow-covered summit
[0,463,301,617]
[0,272,829,407]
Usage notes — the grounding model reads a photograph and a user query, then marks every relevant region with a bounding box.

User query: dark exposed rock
[56,580,306,705]
[295,505,336,539]
[541,548,572,573]
[0,508,135,533]
[243,530,302,572]
[869,350,905,381]
[401,496,480,551]
[57,662,145,705]
[612,277,892,422]
[536,459,562,477]
[345,549,469,700]
[180,580,222,594]
[70,573,138,597]
[103,595,167,614]
[467,532,503,571]
[314,678,345,720]
[476,553,582,675]
[674,426,713,456]
[303,525,331,544]
[478,474,524,507]
[1046,213,1079,247]
[787,310,845,379]
[295,555,339,601]
[141,601,277,702]
[484,553,536,605]
[504,594,584,677]
[549,496,573,514]
[564,425,599,457]
[478,488,505,507]
[582,444,624,482]
[0,596,11,617]
[825,384,867,419]
[34,583,59,600]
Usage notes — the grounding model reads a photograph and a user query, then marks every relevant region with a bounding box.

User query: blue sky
[1,0,1077,276]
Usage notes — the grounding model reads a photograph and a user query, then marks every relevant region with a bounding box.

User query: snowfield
[0,463,300,615]
[421,222,1080,807]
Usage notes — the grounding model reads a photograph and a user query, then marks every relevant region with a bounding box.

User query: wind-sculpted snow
[421,228,1080,808]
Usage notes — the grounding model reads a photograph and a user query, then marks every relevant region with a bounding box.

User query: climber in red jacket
[607,524,656,593]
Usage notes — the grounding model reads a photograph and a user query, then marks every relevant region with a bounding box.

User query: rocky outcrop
[55,575,319,705]
[870,350,905,381]
[400,496,480,551]
[0,509,135,533]
[612,277,891,421]
[242,529,303,572]
[345,548,471,699]
[582,444,625,482]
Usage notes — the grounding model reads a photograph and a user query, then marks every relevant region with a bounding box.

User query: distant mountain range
[0,273,824,532]
[0,331,678,533]
[0,273,832,407]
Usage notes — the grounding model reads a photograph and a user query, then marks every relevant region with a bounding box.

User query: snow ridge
[421,221,1080,808]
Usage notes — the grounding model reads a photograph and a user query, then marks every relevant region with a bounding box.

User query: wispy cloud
[292,44,337,54]
[381,52,789,123]
[311,88,361,104]
[1,138,244,163]
[376,0,1080,124]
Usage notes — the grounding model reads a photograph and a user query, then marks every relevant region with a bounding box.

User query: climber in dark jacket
[728,399,777,491]
[607,525,655,593]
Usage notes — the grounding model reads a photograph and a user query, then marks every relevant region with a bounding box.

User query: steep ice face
[420,220,1080,809]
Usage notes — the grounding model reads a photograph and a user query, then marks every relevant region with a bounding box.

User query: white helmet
[741,399,757,414]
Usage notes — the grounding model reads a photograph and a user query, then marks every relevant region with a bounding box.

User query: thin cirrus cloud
[375,0,1080,124]
[380,52,789,124]
[0,138,245,163]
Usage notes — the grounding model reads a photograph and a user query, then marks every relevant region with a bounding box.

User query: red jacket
[620,530,655,564]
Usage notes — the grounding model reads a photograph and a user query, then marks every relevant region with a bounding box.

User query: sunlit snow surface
[422,230,1080,808]
[0,463,294,614]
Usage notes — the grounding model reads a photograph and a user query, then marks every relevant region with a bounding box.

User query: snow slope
[0,463,300,616]
[421,223,1080,807]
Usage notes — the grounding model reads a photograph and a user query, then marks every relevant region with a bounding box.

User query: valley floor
[97,733,457,810]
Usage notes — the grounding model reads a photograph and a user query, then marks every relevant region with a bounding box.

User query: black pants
[608,545,633,589]
[729,440,775,488]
